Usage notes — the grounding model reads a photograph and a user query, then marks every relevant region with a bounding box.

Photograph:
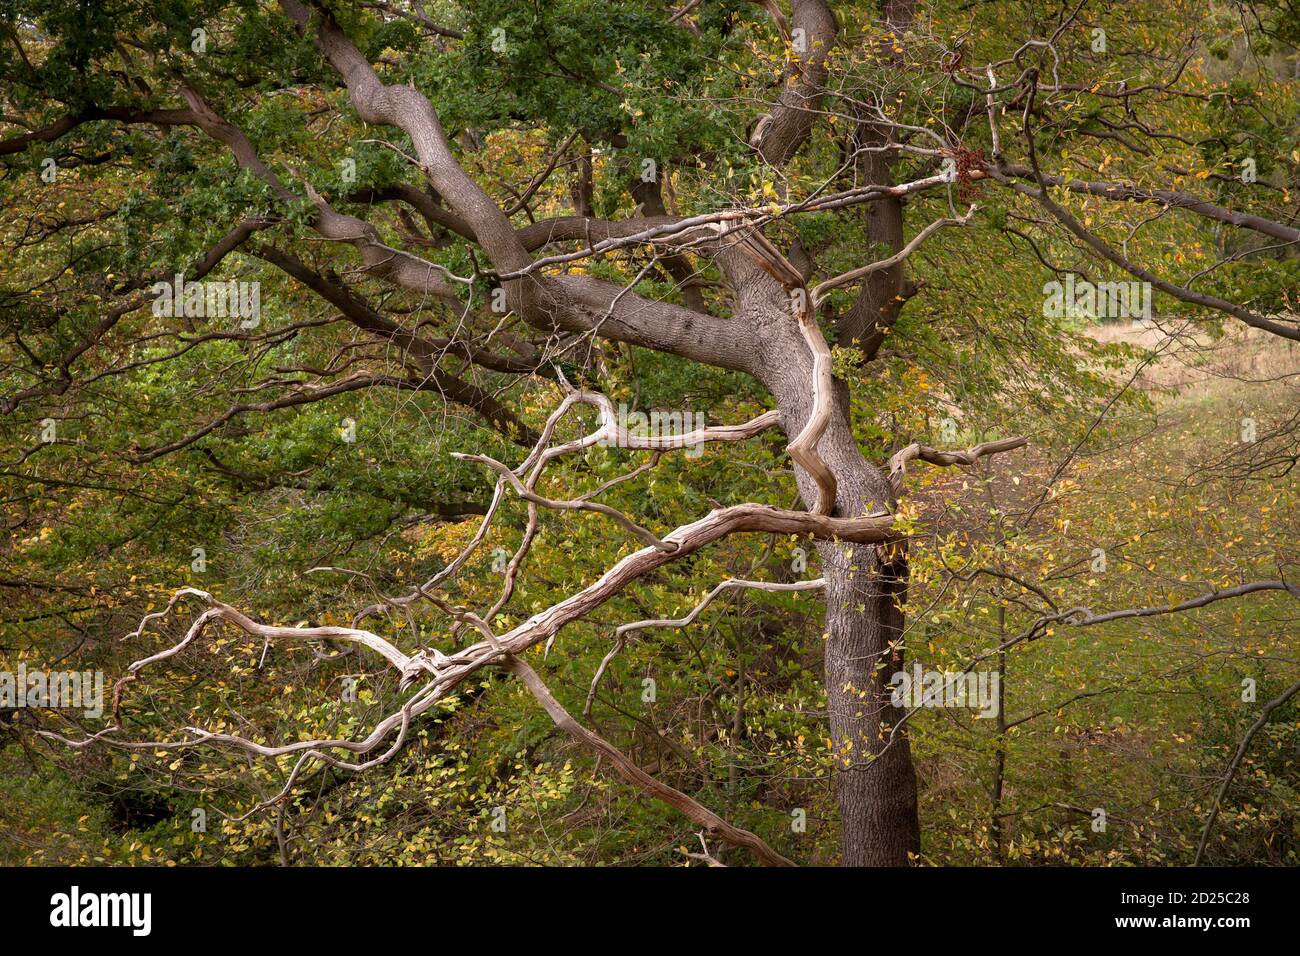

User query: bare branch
[888,436,1029,497]
[586,577,825,716]
[1195,678,1300,866]
[811,205,977,306]
[504,656,795,866]
[453,451,679,552]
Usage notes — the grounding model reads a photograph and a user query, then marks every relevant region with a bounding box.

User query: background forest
[1,0,1297,866]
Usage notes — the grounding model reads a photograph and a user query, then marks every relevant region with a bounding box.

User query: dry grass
[1085,319,1300,392]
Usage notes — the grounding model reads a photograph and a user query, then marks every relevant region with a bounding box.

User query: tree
[2,0,1296,865]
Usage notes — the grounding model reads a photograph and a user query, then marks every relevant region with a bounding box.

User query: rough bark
[746,272,921,865]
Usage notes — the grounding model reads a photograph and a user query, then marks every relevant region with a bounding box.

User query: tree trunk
[752,303,921,865]
[817,444,921,866]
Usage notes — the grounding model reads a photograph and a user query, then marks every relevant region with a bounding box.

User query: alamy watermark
[151,274,261,328]
[0,665,104,718]
[50,886,151,936]
[600,403,707,458]
[1042,275,1152,321]
[890,663,1000,718]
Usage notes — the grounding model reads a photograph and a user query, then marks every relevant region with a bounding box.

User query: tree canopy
[1,0,1297,866]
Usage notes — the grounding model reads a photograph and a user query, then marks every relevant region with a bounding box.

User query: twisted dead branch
[888,436,1029,497]
[42,360,1035,866]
